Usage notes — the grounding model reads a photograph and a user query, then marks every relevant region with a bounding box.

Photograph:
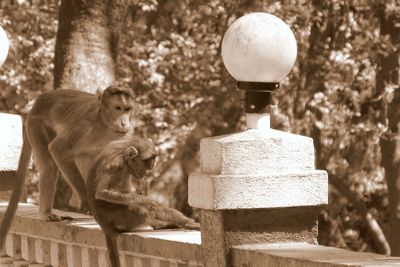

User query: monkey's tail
[105,231,121,267]
[0,130,32,251]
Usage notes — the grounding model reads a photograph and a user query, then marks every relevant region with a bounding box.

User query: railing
[1,201,400,266]
[0,202,202,267]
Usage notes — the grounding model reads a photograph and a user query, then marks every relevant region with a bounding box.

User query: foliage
[0,1,57,113]
[1,0,399,254]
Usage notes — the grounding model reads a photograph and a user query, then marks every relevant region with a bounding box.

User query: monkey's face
[124,144,156,180]
[100,86,135,134]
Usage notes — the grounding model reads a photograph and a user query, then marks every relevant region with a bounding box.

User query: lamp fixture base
[237,82,279,113]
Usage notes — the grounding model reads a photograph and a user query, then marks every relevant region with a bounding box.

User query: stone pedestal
[0,113,23,173]
[188,129,328,267]
[0,113,23,194]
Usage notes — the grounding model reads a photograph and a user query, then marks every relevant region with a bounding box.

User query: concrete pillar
[188,128,328,266]
[0,113,23,190]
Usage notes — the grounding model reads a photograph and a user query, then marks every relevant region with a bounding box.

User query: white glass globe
[0,26,9,67]
[222,12,297,82]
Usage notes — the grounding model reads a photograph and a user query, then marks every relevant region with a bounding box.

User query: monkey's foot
[79,202,91,215]
[41,213,73,222]
[183,221,200,230]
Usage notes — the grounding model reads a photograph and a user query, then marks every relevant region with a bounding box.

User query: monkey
[85,137,199,267]
[0,86,135,251]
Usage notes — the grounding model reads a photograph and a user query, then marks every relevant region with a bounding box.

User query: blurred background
[0,0,399,256]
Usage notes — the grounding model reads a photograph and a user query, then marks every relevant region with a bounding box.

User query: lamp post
[189,12,328,267]
[0,25,9,67]
[221,12,297,131]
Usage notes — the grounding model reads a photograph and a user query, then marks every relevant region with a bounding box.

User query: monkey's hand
[79,200,91,215]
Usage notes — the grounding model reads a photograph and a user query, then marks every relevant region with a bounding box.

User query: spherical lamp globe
[221,12,297,82]
[0,26,9,67]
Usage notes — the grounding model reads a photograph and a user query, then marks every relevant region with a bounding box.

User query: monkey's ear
[125,146,139,159]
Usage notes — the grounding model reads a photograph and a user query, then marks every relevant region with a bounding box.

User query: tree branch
[330,175,391,255]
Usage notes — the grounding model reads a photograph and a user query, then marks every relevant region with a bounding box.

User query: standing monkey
[86,137,199,267]
[0,86,135,250]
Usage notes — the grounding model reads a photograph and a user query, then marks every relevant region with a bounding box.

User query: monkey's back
[30,90,97,118]
[28,90,99,133]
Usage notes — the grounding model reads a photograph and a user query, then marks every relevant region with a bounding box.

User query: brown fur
[0,86,135,251]
[86,137,199,267]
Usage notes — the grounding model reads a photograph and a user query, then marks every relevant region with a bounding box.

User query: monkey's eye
[124,107,131,112]
[145,157,156,169]
[115,106,122,111]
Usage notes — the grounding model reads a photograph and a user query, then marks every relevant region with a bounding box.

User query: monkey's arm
[95,169,139,206]
[95,189,135,206]
[95,188,155,208]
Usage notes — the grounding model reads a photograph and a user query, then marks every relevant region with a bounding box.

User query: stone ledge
[189,170,328,210]
[0,201,203,266]
[232,243,400,267]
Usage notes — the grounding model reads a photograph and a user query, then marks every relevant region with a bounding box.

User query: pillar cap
[200,129,315,175]
[189,170,328,210]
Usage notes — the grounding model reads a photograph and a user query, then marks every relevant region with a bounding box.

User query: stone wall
[0,202,203,267]
[1,202,400,266]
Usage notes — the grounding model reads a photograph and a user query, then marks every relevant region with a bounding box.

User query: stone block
[231,243,400,267]
[38,239,51,265]
[189,170,328,210]
[199,211,227,267]
[20,236,36,262]
[0,113,23,172]
[200,129,315,175]
[199,207,319,267]
[12,234,22,260]
[67,244,83,267]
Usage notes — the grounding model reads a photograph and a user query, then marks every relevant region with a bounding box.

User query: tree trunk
[54,0,128,93]
[294,0,333,119]
[376,2,400,256]
[53,0,129,209]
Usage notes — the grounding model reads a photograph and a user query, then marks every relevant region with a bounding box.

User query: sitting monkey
[85,137,199,267]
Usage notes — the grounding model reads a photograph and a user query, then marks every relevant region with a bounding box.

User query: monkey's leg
[26,120,71,221]
[127,194,200,229]
[48,139,89,213]
[151,205,200,229]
